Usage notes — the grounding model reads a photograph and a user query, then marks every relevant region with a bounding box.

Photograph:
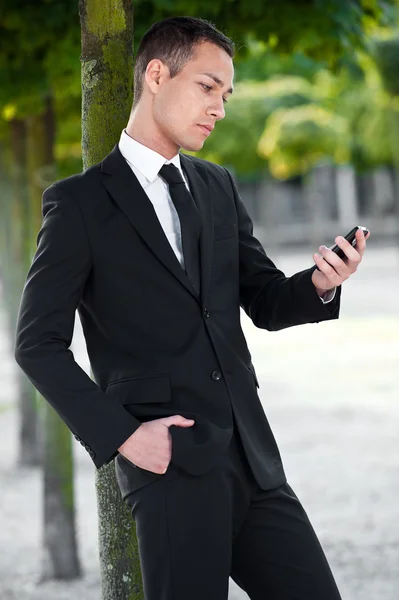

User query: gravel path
[1,244,398,600]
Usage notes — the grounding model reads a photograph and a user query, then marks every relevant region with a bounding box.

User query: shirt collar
[119,129,183,183]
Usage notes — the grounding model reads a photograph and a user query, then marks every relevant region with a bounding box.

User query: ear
[144,59,169,96]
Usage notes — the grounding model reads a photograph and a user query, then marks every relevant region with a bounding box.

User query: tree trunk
[25,97,81,580]
[96,464,143,599]
[80,0,135,169]
[80,1,143,597]
[9,118,41,466]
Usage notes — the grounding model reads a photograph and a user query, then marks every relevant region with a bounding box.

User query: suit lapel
[101,145,198,300]
[180,153,214,305]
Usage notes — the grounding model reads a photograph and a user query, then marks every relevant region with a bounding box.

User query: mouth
[198,124,213,136]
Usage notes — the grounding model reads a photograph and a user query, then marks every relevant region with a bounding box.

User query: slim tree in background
[24,95,82,580]
[8,117,41,465]
[79,1,143,597]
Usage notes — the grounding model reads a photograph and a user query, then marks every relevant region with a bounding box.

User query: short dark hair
[133,16,235,106]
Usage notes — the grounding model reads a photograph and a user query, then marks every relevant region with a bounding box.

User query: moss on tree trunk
[80,0,134,169]
[80,1,143,598]
[96,463,143,599]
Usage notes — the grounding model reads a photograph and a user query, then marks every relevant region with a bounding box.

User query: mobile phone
[330,225,369,260]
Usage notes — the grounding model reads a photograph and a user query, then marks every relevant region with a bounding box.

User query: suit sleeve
[14,185,140,468]
[224,168,341,331]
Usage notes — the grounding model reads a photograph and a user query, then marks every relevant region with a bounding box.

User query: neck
[126,104,180,160]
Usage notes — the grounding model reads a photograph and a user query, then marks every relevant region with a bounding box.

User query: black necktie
[159,163,201,296]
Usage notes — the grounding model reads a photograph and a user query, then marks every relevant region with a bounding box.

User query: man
[15,16,369,600]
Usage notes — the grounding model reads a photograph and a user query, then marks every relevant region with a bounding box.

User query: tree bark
[80,0,135,169]
[80,1,143,597]
[96,464,143,599]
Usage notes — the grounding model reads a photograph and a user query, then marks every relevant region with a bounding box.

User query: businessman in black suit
[15,16,369,600]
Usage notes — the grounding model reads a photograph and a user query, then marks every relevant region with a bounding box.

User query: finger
[332,236,361,263]
[353,228,370,257]
[318,245,351,276]
[161,415,195,427]
[175,420,196,427]
[312,253,342,286]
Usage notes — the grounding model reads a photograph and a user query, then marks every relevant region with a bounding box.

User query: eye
[200,82,229,105]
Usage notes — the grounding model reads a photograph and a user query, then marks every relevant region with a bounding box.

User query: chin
[181,139,205,152]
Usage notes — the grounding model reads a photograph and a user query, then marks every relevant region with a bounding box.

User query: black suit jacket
[15,145,340,496]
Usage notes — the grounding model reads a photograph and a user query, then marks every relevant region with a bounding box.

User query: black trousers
[124,424,342,600]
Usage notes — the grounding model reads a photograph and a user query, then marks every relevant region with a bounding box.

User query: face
[145,41,234,155]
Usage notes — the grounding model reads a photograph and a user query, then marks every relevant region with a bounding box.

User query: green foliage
[258,104,350,178]
[193,82,272,174]
[1,0,397,179]
[3,0,390,121]
[133,0,397,66]
[194,76,318,175]
[252,76,317,112]
[203,47,398,179]
[0,0,80,116]
[354,101,394,166]
[371,35,399,95]
[234,41,325,83]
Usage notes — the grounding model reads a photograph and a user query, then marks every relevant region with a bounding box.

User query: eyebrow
[200,72,234,95]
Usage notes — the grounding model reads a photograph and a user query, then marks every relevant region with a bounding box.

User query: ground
[0,244,398,599]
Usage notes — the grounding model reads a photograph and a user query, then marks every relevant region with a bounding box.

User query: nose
[208,97,225,121]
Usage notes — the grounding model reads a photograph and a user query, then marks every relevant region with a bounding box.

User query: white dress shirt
[119,128,189,269]
[118,129,335,304]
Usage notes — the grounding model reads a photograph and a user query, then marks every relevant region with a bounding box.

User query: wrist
[311,274,333,298]
[315,286,330,298]
[117,428,138,453]
[315,286,336,303]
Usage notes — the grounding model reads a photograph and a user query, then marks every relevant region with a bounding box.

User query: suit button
[203,308,210,319]
[211,370,222,381]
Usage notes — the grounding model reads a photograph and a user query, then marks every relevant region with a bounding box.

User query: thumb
[163,415,195,428]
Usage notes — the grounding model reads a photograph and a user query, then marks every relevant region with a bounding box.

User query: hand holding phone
[315,225,369,271]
